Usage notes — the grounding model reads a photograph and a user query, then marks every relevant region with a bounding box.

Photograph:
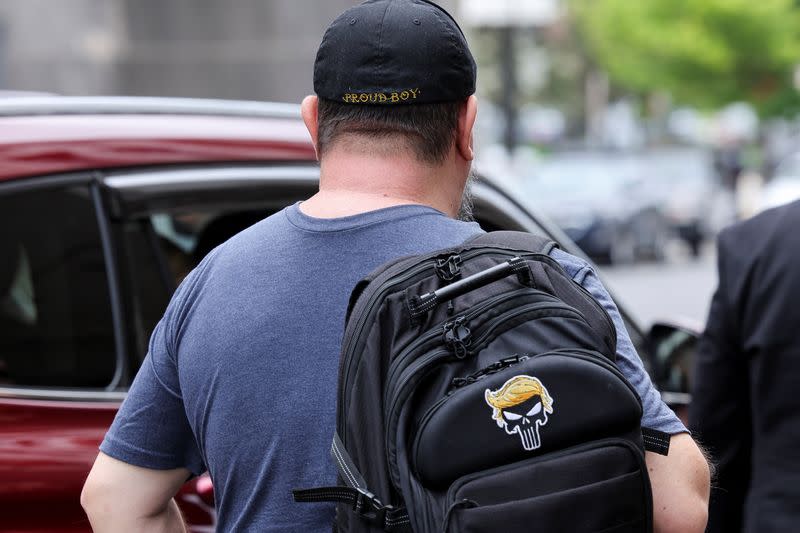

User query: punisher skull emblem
[485,375,554,451]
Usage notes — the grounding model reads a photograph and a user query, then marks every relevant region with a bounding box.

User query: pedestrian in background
[691,199,800,531]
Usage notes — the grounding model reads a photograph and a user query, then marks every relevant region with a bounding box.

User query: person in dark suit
[690,199,800,532]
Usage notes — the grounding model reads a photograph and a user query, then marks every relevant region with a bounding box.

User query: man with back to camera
[691,199,800,532]
[81,1,710,531]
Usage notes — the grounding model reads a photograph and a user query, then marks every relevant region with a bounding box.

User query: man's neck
[298,190,424,219]
[300,149,463,219]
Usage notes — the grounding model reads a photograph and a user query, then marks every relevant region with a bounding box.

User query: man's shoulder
[548,247,593,282]
[717,200,800,272]
[721,200,800,246]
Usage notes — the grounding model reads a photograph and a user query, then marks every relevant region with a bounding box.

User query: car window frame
[102,164,325,385]
[0,171,128,401]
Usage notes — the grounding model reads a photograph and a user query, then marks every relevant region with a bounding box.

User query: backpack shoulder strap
[344,253,421,322]
[467,230,559,255]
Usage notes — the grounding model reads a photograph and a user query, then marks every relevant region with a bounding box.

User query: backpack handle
[408,257,532,318]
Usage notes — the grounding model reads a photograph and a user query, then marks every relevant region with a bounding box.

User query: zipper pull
[443,316,472,359]
[449,375,478,392]
[450,377,471,388]
[500,354,528,366]
[450,353,531,391]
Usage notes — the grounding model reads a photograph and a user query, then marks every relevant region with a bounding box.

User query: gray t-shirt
[101,203,684,532]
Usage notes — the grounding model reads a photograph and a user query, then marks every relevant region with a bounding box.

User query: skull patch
[485,375,554,451]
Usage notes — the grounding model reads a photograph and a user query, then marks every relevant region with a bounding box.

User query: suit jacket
[690,200,800,533]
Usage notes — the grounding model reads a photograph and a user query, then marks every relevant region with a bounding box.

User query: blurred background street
[604,248,717,329]
[3,0,800,331]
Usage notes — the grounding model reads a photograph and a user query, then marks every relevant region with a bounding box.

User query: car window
[119,207,272,364]
[103,166,320,374]
[0,185,116,387]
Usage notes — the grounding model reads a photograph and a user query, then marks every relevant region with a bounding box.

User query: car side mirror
[648,321,700,415]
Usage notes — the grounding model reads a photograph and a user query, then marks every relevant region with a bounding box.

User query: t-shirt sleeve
[100,273,206,475]
[554,251,687,435]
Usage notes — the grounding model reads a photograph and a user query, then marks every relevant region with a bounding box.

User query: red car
[0,96,693,532]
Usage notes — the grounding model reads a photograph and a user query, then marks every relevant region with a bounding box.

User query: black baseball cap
[314,0,476,105]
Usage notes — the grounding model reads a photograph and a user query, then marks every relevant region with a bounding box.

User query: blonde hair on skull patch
[485,375,553,425]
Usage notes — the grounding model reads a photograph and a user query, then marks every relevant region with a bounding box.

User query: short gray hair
[316,98,462,164]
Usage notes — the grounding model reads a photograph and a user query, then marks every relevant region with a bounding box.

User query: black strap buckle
[354,488,392,527]
[434,254,462,281]
[293,485,410,531]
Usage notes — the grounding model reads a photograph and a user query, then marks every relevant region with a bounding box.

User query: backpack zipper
[384,301,587,488]
[382,291,568,414]
[382,288,542,403]
[448,347,630,392]
[338,247,540,439]
[449,353,531,391]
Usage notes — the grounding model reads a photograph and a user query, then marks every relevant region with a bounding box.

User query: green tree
[570,0,800,116]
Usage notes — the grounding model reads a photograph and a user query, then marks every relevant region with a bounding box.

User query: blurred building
[0,0,125,95]
[0,0,455,102]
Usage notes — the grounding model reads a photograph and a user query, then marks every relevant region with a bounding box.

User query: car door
[0,172,218,532]
[0,176,126,532]
[0,165,333,533]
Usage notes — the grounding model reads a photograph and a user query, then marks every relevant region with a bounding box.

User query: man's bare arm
[81,452,190,533]
[647,433,711,533]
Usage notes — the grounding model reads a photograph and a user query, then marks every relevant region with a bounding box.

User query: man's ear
[301,95,320,160]
[456,95,478,162]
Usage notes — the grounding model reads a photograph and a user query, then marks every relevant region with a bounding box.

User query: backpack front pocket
[444,440,651,533]
[412,351,643,488]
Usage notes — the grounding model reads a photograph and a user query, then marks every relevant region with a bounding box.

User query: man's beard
[457,169,477,222]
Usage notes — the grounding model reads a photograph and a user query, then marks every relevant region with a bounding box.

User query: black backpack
[295,231,670,532]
